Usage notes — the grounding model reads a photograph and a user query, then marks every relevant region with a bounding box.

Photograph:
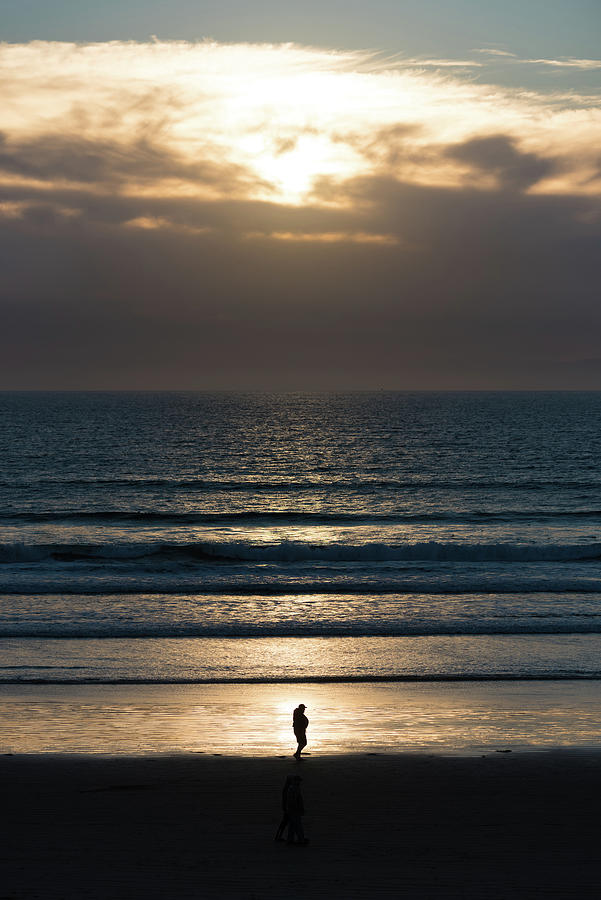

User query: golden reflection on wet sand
[2,681,601,755]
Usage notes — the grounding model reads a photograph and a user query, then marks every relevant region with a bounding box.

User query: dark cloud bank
[1,131,600,390]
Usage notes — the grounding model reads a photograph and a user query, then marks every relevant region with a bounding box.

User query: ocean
[2,390,601,684]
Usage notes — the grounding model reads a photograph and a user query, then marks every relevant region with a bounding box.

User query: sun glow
[1,39,600,217]
[237,131,359,203]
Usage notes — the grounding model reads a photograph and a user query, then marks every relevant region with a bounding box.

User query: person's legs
[286,815,307,844]
[275,814,288,841]
[294,733,307,758]
[286,814,304,843]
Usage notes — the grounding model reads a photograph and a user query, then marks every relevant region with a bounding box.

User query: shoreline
[4,749,601,898]
[6,673,601,683]
[4,744,601,759]
[4,680,601,756]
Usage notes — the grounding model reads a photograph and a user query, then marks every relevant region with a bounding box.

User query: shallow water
[4,634,601,683]
[2,681,601,755]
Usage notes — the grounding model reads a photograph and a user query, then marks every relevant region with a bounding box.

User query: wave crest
[2,538,601,565]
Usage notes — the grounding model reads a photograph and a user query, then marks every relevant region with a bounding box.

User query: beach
[4,749,601,899]
[3,393,601,897]
[4,680,601,755]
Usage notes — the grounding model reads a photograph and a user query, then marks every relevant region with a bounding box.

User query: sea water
[3,391,601,753]
[2,391,601,684]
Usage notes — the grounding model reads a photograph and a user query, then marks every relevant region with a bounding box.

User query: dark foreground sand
[3,750,601,899]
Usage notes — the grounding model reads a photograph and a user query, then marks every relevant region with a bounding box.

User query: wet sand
[3,750,601,898]
[5,680,601,754]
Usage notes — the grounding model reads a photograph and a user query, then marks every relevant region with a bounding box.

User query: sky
[1,1,600,389]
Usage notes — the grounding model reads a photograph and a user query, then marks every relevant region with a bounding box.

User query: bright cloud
[476,48,601,70]
[1,39,600,218]
[526,57,601,70]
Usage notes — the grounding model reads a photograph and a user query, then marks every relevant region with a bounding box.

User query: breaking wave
[2,538,601,564]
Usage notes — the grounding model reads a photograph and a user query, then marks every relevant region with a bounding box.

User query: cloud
[1,39,600,209]
[0,39,600,388]
[2,165,600,389]
[474,49,518,59]
[400,57,483,69]
[334,124,424,171]
[474,47,601,70]
[246,229,399,245]
[0,131,263,195]
[522,57,601,70]
[445,134,555,190]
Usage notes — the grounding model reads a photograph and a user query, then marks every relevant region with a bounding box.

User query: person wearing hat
[292,703,309,759]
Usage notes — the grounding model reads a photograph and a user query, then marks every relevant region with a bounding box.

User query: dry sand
[3,750,601,898]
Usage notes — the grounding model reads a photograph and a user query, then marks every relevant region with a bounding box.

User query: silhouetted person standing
[285,775,308,845]
[293,703,308,759]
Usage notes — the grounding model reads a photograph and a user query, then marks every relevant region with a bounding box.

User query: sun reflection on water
[3,682,601,755]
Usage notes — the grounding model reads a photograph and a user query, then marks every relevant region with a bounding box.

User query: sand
[5,681,601,755]
[3,750,601,899]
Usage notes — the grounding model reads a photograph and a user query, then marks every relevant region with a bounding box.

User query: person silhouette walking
[274,775,294,841]
[293,703,308,759]
[285,775,308,845]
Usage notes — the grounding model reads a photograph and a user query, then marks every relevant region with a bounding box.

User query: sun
[236,130,358,204]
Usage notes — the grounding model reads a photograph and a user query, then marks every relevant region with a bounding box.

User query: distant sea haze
[1,391,601,681]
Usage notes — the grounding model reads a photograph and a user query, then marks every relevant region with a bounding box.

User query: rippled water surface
[1,391,601,682]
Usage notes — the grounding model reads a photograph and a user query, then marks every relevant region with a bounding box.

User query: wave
[2,674,601,684]
[1,569,601,600]
[2,538,601,565]
[3,619,601,638]
[2,580,601,596]
[3,476,601,491]
[3,508,601,525]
